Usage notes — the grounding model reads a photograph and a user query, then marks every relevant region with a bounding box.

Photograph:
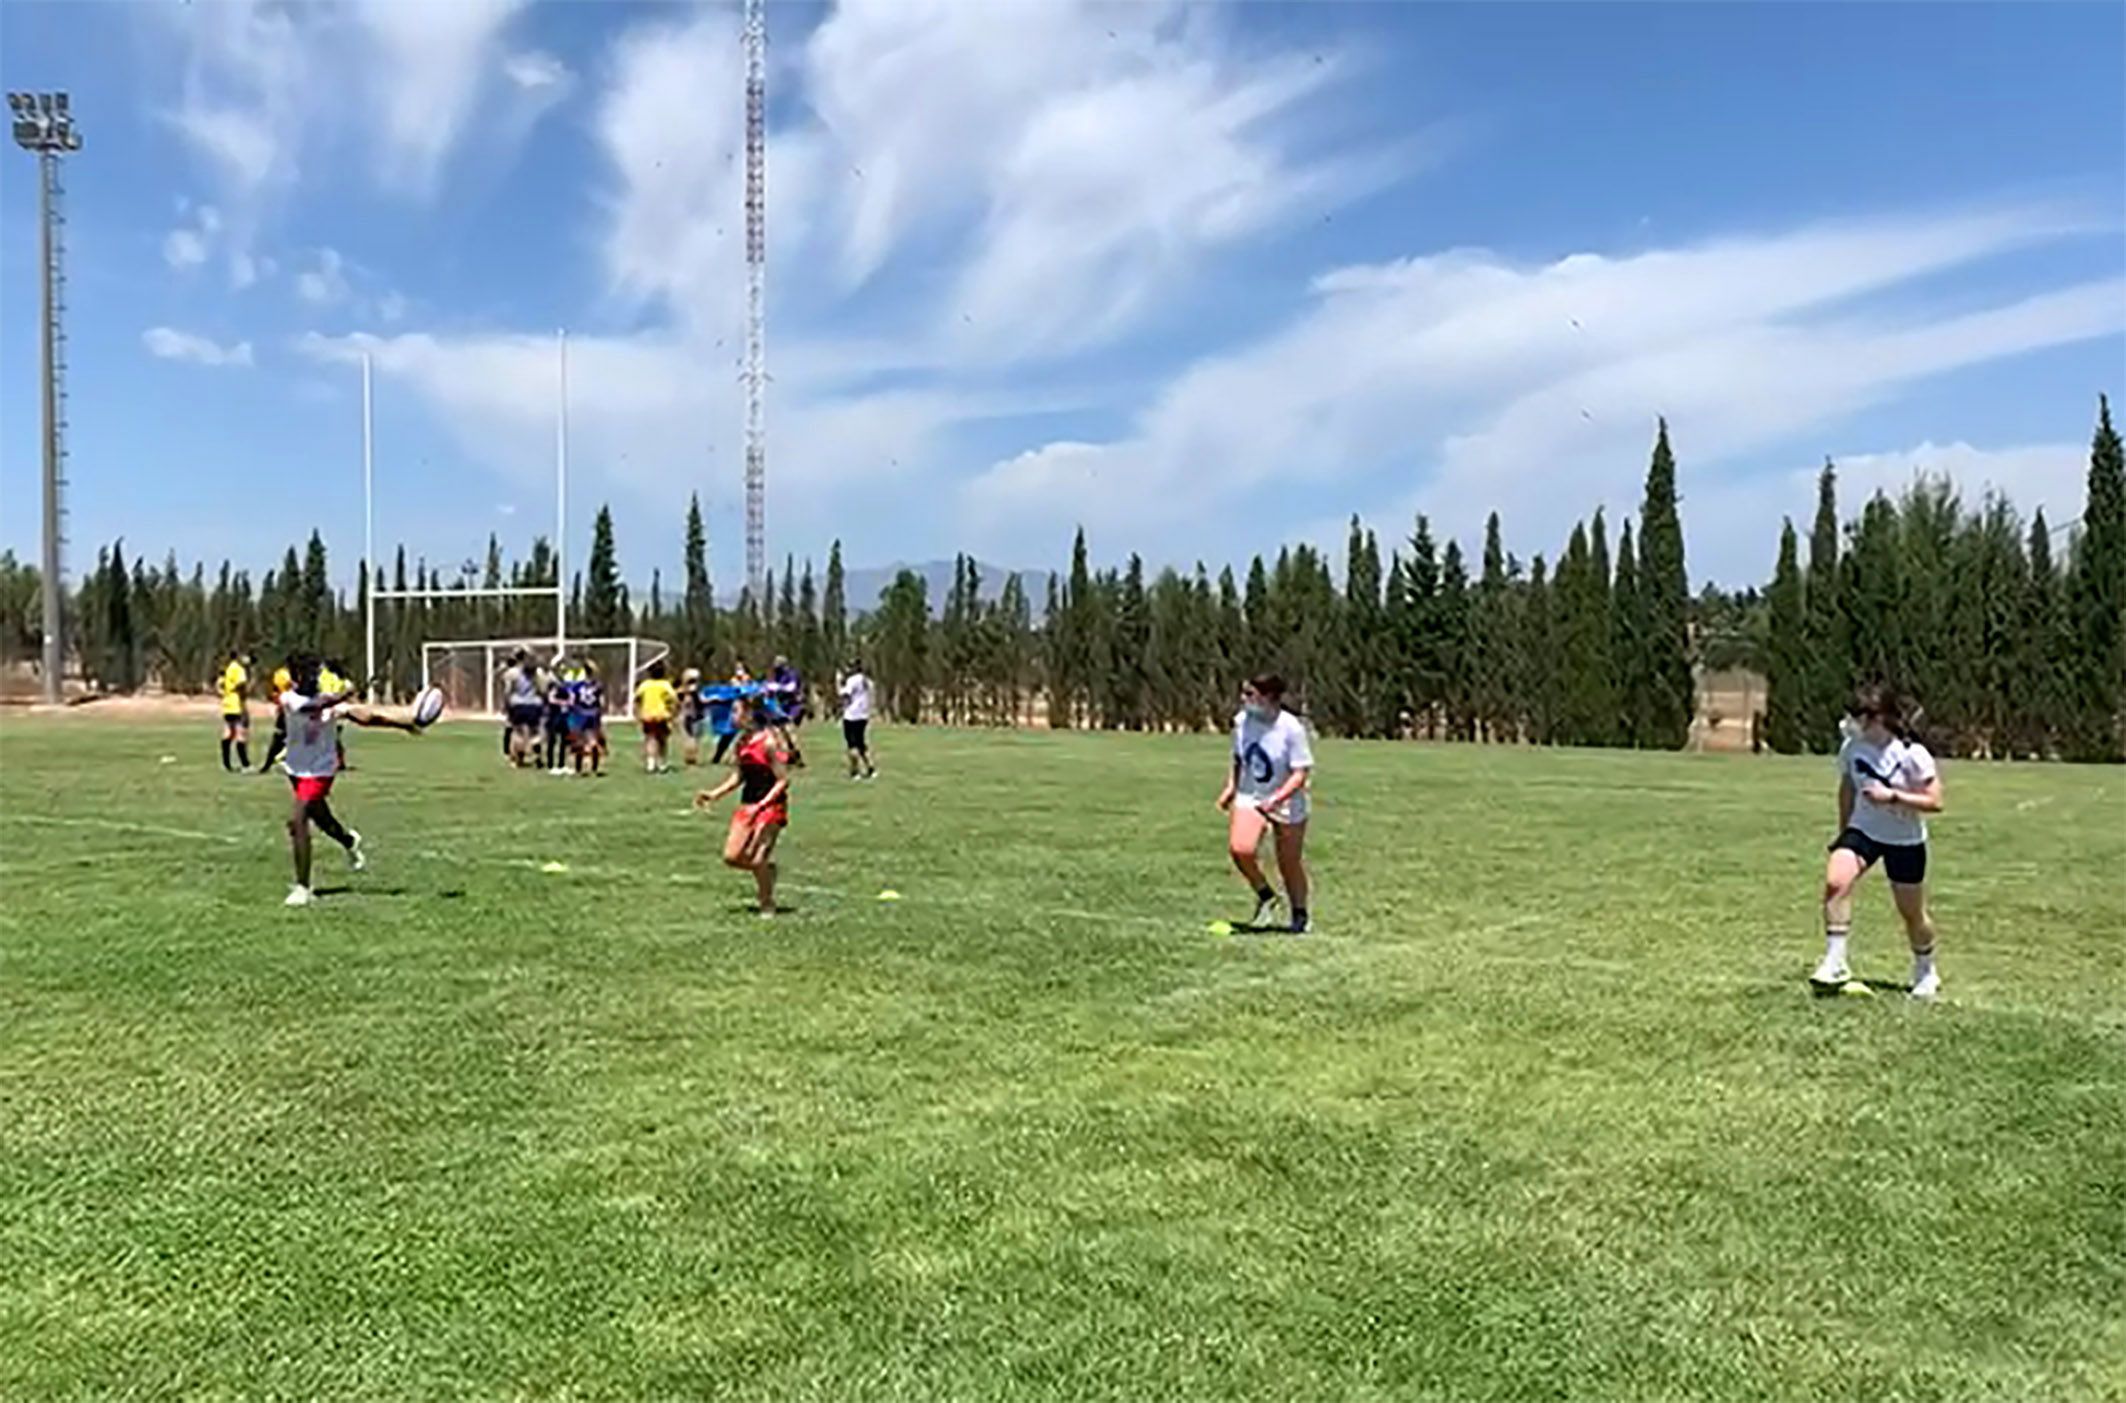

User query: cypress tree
[584,506,621,636]
[1339,518,1383,737]
[682,495,716,670]
[1243,555,1270,670]
[1845,493,1904,691]
[1523,555,1555,744]
[1764,519,1807,753]
[1438,539,1473,741]
[1586,509,1617,742]
[2067,394,2125,760]
[1215,565,1244,700]
[1802,461,1845,750]
[1475,513,1510,741]
[2018,510,2067,758]
[822,541,846,670]
[1116,554,1149,730]
[1042,572,1065,726]
[1405,516,1441,736]
[1637,420,1693,747]
[1611,519,1647,747]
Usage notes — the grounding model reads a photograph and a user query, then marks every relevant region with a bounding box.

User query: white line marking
[0,813,244,846]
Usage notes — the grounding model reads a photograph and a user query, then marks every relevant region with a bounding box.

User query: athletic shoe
[1289,912,1311,935]
[284,885,313,908]
[1808,957,1850,990]
[346,830,366,872]
[1250,892,1279,928]
[1909,969,1941,1001]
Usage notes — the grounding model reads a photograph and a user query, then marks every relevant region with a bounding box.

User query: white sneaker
[346,830,366,872]
[1250,892,1280,928]
[1909,969,1941,1001]
[284,885,313,907]
[1809,957,1851,989]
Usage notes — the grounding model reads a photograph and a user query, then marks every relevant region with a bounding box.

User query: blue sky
[2,0,2120,596]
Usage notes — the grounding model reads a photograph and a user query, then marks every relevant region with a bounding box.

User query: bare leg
[750,826,783,914]
[1272,819,1310,916]
[309,798,355,851]
[1227,805,1271,894]
[288,794,313,888]
[1816,847,1865,980]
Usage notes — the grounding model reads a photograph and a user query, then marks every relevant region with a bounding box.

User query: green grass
[2,716,2122,1402]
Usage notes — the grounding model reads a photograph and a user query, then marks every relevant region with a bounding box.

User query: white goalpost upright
[360,331,668,716]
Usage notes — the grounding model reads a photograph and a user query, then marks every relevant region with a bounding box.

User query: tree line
[3,406,2118,760]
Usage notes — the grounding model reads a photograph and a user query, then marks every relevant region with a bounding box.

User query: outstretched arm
[341,707,421,733]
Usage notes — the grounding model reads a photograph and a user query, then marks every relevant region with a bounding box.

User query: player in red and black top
[693,695,794,916]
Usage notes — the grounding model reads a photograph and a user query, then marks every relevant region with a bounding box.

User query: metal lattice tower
[741,0,767,601]
[10,91,82,706]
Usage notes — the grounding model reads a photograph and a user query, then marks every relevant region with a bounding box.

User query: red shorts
[290,774,335,805]
[734,800,788,831]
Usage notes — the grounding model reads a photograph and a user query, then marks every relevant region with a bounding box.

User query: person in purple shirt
[770,655,806,729]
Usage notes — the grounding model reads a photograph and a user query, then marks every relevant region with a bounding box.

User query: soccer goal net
[421,636,673,720]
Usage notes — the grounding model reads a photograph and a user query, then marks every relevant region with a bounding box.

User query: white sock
[1912,948,1935,980]
[1824,931,1849,967]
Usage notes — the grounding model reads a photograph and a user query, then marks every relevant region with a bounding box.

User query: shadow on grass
[1805,977,1910,1000]
[312,885,460,900]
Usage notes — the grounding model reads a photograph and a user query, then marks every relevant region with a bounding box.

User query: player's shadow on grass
[312,885,465,900]
[1803,977,1909,1000]
[725,903,801,916]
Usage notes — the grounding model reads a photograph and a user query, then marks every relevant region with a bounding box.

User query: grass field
[2,715,2122,1402]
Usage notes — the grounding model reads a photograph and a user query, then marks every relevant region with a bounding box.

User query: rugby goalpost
[360,332,668,718]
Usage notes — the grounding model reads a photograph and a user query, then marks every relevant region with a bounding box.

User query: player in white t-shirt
[838,661,877,781]
[1812,683,1946,999]
[277,654,424,909]
[1216,673,1315,933]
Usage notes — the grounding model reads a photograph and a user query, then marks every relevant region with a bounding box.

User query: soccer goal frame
[421,636,673,720]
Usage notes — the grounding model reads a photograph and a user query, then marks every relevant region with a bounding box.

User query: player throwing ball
[1217,674,1314,933]
[694,696,794,917]
[278,654,423,908]
[1811,683,1946,999]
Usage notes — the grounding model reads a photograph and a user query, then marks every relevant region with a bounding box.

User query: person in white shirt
[838,660,877,780]
[278,653,423,909]
[1812,682,1946,999]
[1216,673,1314,933]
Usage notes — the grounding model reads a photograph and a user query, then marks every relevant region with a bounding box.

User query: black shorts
[843,718,869,751]
[508,702,544,730]
[1830,828,1928,885]
[543,707,568,736]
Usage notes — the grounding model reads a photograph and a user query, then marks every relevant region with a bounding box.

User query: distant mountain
[843,560,1051,622]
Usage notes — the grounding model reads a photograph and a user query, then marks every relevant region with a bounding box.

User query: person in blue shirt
[567,664,608,777]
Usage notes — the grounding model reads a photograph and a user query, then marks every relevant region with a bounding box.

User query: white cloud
[143,327,255,368]
[158,0,538,255]
[801,0,1395,362]
[503,50,569,91]
[293,327,1004,561]
[962,206,2123,577]
[296,247,351,305]
[352,0,528,193]
[163,227,208,270]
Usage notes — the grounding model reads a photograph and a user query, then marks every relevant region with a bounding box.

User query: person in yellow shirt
[217,650,252,771]
[634,659,680,775]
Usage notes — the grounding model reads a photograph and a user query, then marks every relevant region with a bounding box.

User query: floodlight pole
[11,91,81,706]
[362,352,375,693]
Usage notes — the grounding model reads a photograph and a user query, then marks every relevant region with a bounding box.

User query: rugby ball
[412,686,447,728]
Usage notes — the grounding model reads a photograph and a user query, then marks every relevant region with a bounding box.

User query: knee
[723,852,751,871]
[1821,875,1853,905]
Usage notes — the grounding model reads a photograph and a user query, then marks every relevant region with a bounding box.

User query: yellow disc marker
[877,889,902,902]
[539,861,570,874]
